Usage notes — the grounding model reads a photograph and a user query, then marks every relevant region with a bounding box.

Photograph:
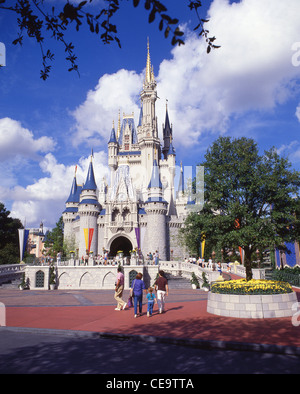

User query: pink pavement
[3,288,300,349]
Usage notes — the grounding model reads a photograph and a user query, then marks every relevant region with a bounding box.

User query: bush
[190,272,200,288]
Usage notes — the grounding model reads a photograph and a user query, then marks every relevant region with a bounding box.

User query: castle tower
[63,167,81,241]
[78,154,100,258]
[138,39,160,188]
[144,158,168,260]
[108,121,118,187]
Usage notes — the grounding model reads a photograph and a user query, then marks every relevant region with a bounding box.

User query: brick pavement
[1,287,300,352]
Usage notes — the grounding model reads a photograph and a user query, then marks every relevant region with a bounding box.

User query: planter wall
[207,291,298,318]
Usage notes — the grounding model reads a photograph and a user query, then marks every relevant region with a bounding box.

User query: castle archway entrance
[109,236,133,257]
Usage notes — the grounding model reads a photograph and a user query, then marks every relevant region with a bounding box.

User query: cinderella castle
[62,42,192,262]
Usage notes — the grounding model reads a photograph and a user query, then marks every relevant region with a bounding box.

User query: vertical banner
[18,229,29,262]
[88,228,94,253]
[239,246,244,265]
[200,233,205,259]
[84,228,89,252]
[84,228,94,253]
[201,239,205,259]
[135,227,140,251]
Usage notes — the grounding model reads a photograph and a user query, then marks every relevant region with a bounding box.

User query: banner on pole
[84,228,94,253]
[135,227,140,250]
[18,229,29,262]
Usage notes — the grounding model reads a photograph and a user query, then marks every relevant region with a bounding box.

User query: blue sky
[0,0,300,229]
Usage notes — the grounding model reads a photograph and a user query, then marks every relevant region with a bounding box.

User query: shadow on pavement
[0,330,299,375]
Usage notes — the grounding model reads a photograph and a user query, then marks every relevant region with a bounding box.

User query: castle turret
[78,154,100,258]
[108,121,118,186]
[63,167,82,241]
[144,158,168,260]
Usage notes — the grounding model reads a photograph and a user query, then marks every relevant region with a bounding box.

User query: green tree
[0,202,23,265]
[44,216,64,257]
[0,0,219,79]
[180,137,300,281]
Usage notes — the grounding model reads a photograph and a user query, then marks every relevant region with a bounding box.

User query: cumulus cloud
[156,0,300,145]
[0,117,56,162]
[71,0,300,148]
[71,69,143,147]
[9,151,109,227]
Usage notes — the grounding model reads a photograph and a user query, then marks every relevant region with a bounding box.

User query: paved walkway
[1,287,300,354]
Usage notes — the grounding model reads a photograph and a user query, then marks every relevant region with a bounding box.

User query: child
[146,287,156,317]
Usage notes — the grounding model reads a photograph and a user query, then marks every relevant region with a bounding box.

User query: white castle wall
[25,265,159,290]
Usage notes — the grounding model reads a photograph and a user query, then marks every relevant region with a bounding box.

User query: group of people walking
[114,267,169,318]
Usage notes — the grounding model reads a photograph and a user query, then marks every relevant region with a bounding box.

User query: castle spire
[144,38,154,86]
[83,157,97,190]
[108,121,117,143]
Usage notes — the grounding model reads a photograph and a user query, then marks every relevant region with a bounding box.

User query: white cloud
[9,151,109,228]
[0,117,56,162]
[276,140,300,165]
[71,0,300,149]
[155,0,300,145]
[295,104,300,122]
[71,69,143,147]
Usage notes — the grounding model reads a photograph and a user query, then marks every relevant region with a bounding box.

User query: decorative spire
[108,121,117,143]
[83,159,97,190]
[148,159,163,189]
[66,169,79,203]
[144,38,154,86]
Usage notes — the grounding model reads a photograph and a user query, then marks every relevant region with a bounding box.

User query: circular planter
[207,291,298,318]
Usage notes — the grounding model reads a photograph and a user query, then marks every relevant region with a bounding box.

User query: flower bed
[211,279,293,295]
[208,279,297,318]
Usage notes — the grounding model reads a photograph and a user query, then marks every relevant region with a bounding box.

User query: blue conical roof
[148,159,163,189]
[108,126,117,143]
[66,176,79,203]
[83,161,97,190]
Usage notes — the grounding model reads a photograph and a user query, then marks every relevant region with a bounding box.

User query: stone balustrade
[0,264,25,284]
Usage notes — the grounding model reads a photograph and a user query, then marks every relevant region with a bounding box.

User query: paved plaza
[0,287,300,374]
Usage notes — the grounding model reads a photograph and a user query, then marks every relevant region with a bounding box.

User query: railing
[158,261,225,286]
[159,261,266,284]
[0,264,26,284]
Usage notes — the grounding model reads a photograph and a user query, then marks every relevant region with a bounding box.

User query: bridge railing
[0,264,26,284]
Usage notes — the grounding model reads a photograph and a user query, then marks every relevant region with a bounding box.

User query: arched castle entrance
[109,235,133,257]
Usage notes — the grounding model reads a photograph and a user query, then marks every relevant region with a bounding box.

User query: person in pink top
[114,266,127,311]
